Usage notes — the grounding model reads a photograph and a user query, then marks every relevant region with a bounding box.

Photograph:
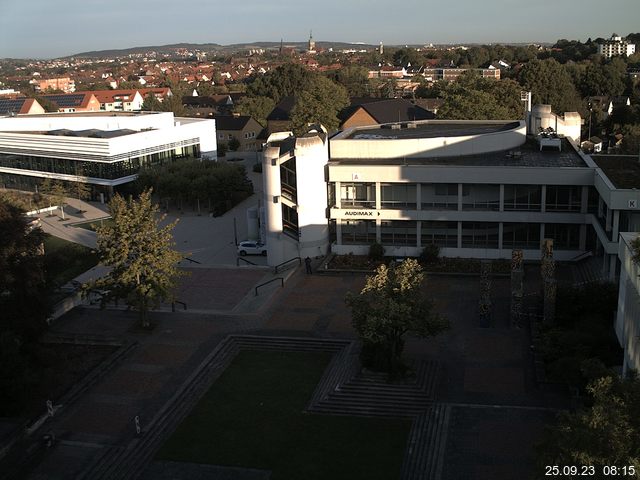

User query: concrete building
[598,34,636,58]
[37,77,76,93]
[0,111,216,200]
[260,105,640,279]
[615,233,640,375]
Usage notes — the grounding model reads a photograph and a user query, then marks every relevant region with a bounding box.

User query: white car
[237,241,267,256]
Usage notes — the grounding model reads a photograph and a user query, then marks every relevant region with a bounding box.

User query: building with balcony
[0,111,217,200]
[598,34,636,58]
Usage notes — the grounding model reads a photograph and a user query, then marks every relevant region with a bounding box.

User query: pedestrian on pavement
[305,256,312,274]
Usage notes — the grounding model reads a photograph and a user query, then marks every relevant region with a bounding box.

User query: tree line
[136,160,253,216]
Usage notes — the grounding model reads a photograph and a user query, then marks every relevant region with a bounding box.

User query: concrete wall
[331,121,527,159]
[615,233,640,375]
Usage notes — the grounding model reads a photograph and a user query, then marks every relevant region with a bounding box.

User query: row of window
[339,220,582,250]
[334,183,594,213]
[0,145,200,180]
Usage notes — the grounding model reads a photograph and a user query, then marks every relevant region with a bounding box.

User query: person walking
[305,256,312,274]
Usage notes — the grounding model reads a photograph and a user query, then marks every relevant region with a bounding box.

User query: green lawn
[43,235,99,288]
[157,350,411,480]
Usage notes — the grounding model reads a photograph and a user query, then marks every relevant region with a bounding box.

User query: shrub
[419,243,440,265]
[368,242,385,261]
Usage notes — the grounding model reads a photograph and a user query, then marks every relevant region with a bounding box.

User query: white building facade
[598,34,636,58]
[0,111,216,199]
[261,107,640,279]
[615,233,640,375]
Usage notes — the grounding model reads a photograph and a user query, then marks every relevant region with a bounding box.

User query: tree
[228,137,241,152]
[246,63,313,103]
[518,58,583,113]
[437,73,523,120]
[90,189,183,328]
[40,179,68,219]
[345,259,449,376]
[392,48,425,67]
[234,95,275,127]
[289,75,349,134]
[537,374,640,469]
[141,92,162,112]
[335,65,372,97]
[0,198,49,339]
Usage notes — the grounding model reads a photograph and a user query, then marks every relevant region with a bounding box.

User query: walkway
[7,265,566,480]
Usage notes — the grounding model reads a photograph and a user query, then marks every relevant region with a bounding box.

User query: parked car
[237,241,267,256]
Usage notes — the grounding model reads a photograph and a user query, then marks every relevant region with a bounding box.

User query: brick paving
[12,264,569,480]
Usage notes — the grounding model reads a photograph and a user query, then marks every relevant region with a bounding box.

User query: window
[421,221,458,247]
[340,183,376,208]
[381,183,417,209]
[462,184,500,211]
[545,223,580,250]
[504,185,541,211]
[545,185,582,212]
[282,204,298,239]
[503,223,540,249]
[380,221,417,246]
[461,222,499,248]
[342,220,376,244]
[422,184,457,210]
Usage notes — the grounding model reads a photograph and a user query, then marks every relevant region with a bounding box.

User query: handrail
[172,300,187,311]
[255,277,284,296]
[569,251,593,263]
[182,256,202,264]
[237,257,257,266]
[274,256,301,274]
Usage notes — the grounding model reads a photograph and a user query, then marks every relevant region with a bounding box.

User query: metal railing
[255,277,284,296]
[237,257,258,266]
[182,256,202,265]
[274,256,301,274]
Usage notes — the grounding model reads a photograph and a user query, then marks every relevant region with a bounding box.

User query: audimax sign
[344,211,381,217]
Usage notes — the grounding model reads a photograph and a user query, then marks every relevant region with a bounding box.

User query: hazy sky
[0,0,638,59]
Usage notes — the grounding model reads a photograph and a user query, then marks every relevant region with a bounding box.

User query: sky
[0,0,639,59]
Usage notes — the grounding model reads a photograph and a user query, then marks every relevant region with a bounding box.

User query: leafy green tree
[40,179,68,219]
[437,73,523,120]
[247,63,313,103]
[537,374,640,470]
[335,65,371,97]
[228,137,241,151]
[393,48,425,67]
[580,57,628,98]
[0,199,49,342]
[518,58,583,113]
[234,95,275,127]
[141,92,162,112]
[90,190,183,328]
[345,259,449,376]
[289,75,349,134]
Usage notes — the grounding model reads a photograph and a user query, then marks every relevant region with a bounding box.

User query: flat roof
[341,121,521,140]
[592,155,640,189]
[330,137,588,168]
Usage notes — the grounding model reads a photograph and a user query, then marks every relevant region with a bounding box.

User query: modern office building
[261,105,640,280]
[0,111,216,200]
[615,233,640,375]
